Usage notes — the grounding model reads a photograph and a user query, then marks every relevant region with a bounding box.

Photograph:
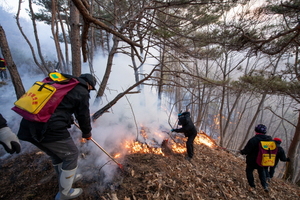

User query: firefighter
[0,57,7,81]
[171,112,197,161]
[240,124,272,193]
[264,137,290,182]
[17,74,97,200]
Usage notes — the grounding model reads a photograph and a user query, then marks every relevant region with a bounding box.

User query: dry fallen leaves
[0,138,300,200]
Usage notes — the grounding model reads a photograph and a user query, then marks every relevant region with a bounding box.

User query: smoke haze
[0,5,178,186]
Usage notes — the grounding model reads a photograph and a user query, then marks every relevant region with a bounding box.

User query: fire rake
[73,122,124,170]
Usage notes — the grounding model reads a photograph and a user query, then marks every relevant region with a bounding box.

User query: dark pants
[264,166,276,178]
[0,70,7,80]
[186,133,197,158]
[246,165,268,188]
[26,137,79,170]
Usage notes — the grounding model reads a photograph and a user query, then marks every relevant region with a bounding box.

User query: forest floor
[0,134,300,200]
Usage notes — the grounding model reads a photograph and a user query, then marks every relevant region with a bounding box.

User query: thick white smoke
[0,2,179,187]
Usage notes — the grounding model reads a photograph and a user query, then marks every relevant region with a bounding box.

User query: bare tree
[70,0,81,76]
[0,26,25,99]
[16,0,48,75]
[51,0,67,73]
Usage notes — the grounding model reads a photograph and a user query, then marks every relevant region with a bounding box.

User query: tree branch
[71,0,142,49]
[92,67,158,120]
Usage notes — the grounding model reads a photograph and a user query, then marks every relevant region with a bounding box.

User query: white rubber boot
[54,163,82,183]
[54,167,82,200]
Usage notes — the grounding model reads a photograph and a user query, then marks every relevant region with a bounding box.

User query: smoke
[0,3,179,189]
[75,52,177,187]
[0,3,56,64]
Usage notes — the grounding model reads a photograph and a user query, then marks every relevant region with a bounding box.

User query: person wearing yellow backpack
[17,73,97,200]
[240,124,272,193]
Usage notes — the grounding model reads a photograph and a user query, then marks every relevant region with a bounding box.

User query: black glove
[0,127,21,154]
[70,115,75,124]
[82,132,92,140]
[286,157,291,162]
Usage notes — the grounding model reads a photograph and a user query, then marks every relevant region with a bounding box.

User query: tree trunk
[28,0,49,73]
[284,111,300,182]
[239,93,267,149]
[70,0,81,76]
[16,0,48,75]
[157,44,165,103]
[94,35,119,106]
[0,26,25,99]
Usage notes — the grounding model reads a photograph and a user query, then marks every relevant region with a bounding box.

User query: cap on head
[254,124,267,134]
[79,74,96,90]
[273,137,282,143]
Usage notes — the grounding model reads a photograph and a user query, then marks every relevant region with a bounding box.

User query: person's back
[176,112,197,137]
[17,73,96,200]
[241,133,273,166]
[265,137,289,179]
[273,138,289,165]
[240,124,272,192]
[18,76,92,143]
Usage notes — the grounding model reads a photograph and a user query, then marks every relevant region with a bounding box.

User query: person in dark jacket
[240,124,272,192]
[264,137,290,181]
[17,73,97,200]
[0,57,7,81]
[171,112,197,161]
[0,113,21,154]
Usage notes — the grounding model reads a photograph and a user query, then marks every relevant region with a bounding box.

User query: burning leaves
[125,141,165,155]
[124,131,217,157]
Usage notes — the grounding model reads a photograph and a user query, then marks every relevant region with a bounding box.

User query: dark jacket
[173,117,197,137]
[274,142,288,167]
[18,78,92,143]
[240,134,273,166]
[0,113,8,129]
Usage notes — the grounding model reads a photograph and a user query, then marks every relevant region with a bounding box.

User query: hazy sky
[0,0,37,19]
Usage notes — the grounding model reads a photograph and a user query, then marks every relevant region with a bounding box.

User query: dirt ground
[0,138,300,200]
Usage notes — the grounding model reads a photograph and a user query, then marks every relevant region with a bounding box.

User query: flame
[125,141,165,155]
[170,142,186,153]
[80,138,87,143]
[124,132,216,155]
[114,153,121,158]
[194,132,216,148]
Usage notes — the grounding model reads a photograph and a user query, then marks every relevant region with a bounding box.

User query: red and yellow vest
[0,58,6,70]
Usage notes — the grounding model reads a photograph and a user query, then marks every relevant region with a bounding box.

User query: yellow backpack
[256,141,278,167]
[12,72,79,122]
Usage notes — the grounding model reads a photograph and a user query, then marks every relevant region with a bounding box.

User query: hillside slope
[0,140,299,200]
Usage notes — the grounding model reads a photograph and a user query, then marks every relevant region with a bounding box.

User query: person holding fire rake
[17,73,97,200]
[171,112,197,161]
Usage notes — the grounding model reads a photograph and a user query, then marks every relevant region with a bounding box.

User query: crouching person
[17,74,97,200]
